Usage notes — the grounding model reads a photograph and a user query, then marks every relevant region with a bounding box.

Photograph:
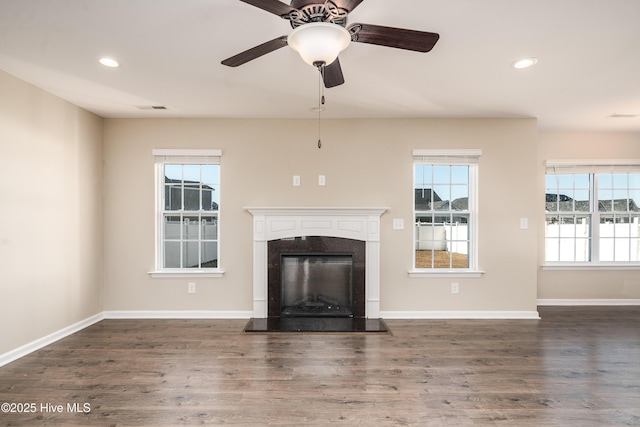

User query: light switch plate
[520,218,528,230]
[393,219,405,230]
[293,175,301,187]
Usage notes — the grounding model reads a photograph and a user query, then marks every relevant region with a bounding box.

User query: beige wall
[0,70,103,355]
[103,118,539,314]
[537,132,640,300]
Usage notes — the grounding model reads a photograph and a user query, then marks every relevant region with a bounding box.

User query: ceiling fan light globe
[287,22,351,67]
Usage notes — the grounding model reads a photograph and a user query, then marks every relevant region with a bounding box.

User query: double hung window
[545,161,640,265]
[413,149,480,273]
[153,149,222,275]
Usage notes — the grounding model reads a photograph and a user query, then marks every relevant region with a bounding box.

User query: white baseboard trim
[379,310,540,319]
[0,312,104,368]
[537,299,640,306]
[104,310,253,319]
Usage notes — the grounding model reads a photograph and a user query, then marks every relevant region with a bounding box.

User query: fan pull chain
[317,65,324,149]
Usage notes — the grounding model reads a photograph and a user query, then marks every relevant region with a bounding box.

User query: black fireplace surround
[268,236,366,318]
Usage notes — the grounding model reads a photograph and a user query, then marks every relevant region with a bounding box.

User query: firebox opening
[280,253,354,318]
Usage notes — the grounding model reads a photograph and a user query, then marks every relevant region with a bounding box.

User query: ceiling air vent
[137,105,168,110]
[608,113,638,118]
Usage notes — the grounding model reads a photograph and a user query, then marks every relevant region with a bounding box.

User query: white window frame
[410,149,483,278]
[149,149,224,278]
[543,159,640,270]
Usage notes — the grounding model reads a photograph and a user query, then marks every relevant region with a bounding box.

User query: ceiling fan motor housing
[288,0,348,28]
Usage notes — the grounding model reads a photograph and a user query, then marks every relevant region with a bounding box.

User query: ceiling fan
[221,0,440,88]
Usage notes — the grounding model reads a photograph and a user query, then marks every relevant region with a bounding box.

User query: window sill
[541,264,640,271]
[408,269,485,278]
[148,269,225,279]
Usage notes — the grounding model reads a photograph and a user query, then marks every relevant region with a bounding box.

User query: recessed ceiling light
[99,57,120,68]
[512,57,538,69]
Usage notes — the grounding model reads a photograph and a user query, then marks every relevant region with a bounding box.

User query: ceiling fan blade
[221,36,288,67]
[348,23,439,53]
[332,0,365,13]
[323,58,345,88]
[238,0,297,17]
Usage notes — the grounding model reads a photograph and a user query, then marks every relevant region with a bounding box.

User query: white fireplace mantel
[246,207,388,318]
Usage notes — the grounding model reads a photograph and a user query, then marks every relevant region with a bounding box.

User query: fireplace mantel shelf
[246,207,387,319]
[245,207,389,216]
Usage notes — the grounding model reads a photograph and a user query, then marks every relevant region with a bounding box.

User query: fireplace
[268,236,366,318]
[245,207,388,331]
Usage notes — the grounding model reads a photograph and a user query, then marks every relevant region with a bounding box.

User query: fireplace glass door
[280,254,354,317]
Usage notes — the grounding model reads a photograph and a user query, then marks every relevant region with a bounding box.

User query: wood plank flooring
[1,306,639,426]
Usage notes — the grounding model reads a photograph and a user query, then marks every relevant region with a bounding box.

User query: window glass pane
[165,185,182,210]
[164,241,180,268]
[182,164,200,182]
[433,185,450,210]
[201,242,218,268]
[183,216,200,240]
[599,215,615,237]
[545,215,559,233]
[202,216,218,241]
[202,186,215,211]
[559,216,577,237]
[414,164,432,185]
[629,173,640,189]
[433,165,449,184]
[598,173,613,188]
[451,193,468,211]
[558,238,575,262]
[545,175,558,193]
[183,242,200,268]
[450,241,469,268]
[415,249,434,268]
[612,173,628,188]
[599,238,614,262]
[574,174,590,189]
[164,164,182,181]
[574,238,590,262]
[574,189,590,211]
[628,189,640,211]
[164,215,181,239]
[415,188,434,211]
[201,164,218,186]
[451,184,469,211]
[557,174,575,188]
[183,184,200,210]
[558,198,574,212]
[451,166,468,184]
[598,188,613,211]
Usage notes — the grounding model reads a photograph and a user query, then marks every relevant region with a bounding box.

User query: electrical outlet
[318,175,326,186]
[188,282,196,294]
[451,282,459,294]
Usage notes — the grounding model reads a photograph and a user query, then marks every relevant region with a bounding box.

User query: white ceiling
[1,0,639,131]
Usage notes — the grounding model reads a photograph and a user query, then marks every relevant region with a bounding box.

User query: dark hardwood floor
[1,306,639,426]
